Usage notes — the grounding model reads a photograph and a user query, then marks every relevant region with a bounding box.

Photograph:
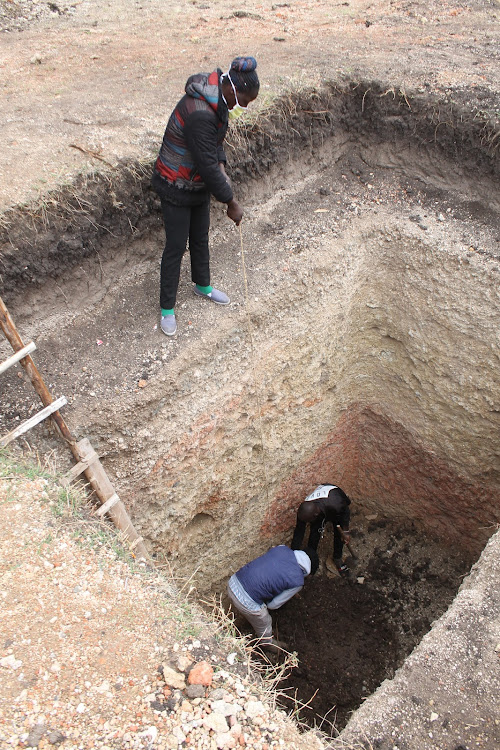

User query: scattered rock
[211,699,241,717]
[176,654,193,672]
[245,700,266,719]
[47,730,66,745]
[215,730,237,748]
[209,688,227,700]
[188,660,214,686]
[26,724,47,747]
[0,654,22,669]
[204,711,230,733]
[186,683,206,699]
[162,664,187,690]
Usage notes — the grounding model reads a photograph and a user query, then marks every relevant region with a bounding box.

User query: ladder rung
[60,449,99,487]
[96,492,120,517]
[0,342,37,375]
[0,396,68,447]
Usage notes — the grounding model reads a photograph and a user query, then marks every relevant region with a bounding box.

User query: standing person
[291,484,352,577]
[152,56,260,336]
[227,545,319,651]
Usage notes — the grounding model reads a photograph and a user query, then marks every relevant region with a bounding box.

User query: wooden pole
[75,439,150,562]
[0,295,151,564]
[0,296,75,444]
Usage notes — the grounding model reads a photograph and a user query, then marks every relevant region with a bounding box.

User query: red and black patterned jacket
[152,69,233,206]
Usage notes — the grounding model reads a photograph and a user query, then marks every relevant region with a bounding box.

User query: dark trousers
[159,197,211,310]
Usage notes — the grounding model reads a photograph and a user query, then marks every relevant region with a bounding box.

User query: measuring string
[238,223,271,510]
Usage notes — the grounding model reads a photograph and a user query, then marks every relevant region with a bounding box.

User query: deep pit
[1,83,499,740]
[229,518,471,732]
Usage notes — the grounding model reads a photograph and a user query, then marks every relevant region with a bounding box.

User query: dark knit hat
[227,56,259,93]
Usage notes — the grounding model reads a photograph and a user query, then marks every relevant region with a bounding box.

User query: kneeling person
[227,545,318,650]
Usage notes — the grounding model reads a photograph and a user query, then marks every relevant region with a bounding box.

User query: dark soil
[238,519,471,735]
[274,575,397,733]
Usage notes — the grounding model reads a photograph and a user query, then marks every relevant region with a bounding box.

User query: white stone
[162,664,186,690]
[1,655,22,670]
[245,700,266,718]
[212,700,241,717]
[204,712,229,734]
[215,732,236,749]
[141,726,158,742]
[95,680,111,693]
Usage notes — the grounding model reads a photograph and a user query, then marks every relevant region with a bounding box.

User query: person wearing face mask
[152,56,260,336]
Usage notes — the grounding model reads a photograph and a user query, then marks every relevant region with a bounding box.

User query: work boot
[160,314,177,336]
[194,286,230,305]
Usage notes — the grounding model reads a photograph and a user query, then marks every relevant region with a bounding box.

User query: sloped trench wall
[1,82,498,588]
[117,220,498,591]
[60,86,497,593]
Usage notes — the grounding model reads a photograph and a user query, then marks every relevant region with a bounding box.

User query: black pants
[159,197,211,310]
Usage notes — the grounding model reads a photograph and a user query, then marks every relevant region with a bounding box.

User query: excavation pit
[1,83,499,744]
[258,519,470,733]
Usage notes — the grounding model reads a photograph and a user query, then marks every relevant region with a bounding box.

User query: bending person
[227,545,319,651]
[291,484,352,577]
[152,56,260,336]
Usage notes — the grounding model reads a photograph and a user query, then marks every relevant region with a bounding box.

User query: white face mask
[226,72,248,120]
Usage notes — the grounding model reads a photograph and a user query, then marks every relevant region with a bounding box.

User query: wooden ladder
[0,295,150,564]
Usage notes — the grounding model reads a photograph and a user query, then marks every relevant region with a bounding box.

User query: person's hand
[227,198,243,225]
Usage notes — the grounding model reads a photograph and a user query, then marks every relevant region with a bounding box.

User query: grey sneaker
[160,314,177,336]
[193,286,230,305]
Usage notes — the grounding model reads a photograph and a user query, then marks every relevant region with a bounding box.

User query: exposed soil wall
[1,82,498,309]
[1,84,498,596]
[1,77,499,747]
[331,528,500,750]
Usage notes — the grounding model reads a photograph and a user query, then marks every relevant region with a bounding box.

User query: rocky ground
[0,450,324,750]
